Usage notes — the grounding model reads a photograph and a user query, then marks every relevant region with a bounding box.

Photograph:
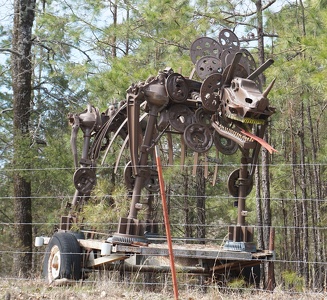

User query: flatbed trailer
[36,231,275,287]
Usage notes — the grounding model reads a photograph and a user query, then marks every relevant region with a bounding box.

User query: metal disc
[183,123,213,153]
[195,107,212,127]
[240,49,257,74]
[200,73,223,112]
[166,73,189,103]
[227,168,253,197]
[195,55,223,80]
[222,63,248,82]
[213,131,239,155]
[220,49,237,68]
[218,29,240,51]
[190,37,222,64]
[73,168,97,194]
[168,104,194,132]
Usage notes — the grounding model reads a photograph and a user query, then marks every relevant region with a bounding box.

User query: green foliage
[80,179,130,233]
[227,277,246,289]
[281,271,304,292]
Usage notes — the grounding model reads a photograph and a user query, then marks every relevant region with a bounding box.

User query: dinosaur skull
[221,77,275,124]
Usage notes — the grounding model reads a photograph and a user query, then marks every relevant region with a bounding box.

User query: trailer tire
[43,232,81,283]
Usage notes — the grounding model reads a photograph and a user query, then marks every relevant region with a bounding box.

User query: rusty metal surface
[114,243,253,260]
[67,29,276,244]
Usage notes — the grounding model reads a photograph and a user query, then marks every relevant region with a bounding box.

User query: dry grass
[0,277,326,300]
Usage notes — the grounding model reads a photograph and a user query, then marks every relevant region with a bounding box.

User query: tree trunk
[299,102,309,285]
[255,0,275,288]
[307,104,323,288]
[11,0,36,277]
[125,1,130,55]
[196,165,205,244]
[255,167,264,250]
[183,170,192,238]
[289,114,301,275]
[111,0,118,58]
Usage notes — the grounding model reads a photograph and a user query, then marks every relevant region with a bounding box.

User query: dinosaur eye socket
[245,98,253,104]
[232,81,239,91]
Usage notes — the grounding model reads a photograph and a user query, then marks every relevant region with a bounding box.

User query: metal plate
[183,123,213,153]
[218,29,240,51]
[227,168,253,197]
[166,73,189,103]
[157,109,170,131]
[200,73,223,112]
[190,37,222,64]
[169,104,194,132]
[195,55,223,80]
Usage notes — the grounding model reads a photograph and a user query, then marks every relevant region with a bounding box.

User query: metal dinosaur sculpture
[65,29,276,247]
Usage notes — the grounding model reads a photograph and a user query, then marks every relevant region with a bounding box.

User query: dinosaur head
[221,77,275,125]
[212,66,275,153]
[212,75,276,153]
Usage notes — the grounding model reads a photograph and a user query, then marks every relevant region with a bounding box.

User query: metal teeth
[214,121,253,142]
[225,113,265,125]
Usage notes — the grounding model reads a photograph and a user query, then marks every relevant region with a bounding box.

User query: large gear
[169,104,194,132]
[166,72,189,103]
[200,73,223,112]
[183,123,213,153]
[190,37,222,64]
[218,29,240,51]
[213,131,239,155]
[73,168,97,194]
[227,169,254,197]
[195,55,223,80]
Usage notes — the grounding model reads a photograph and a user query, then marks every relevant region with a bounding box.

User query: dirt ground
[1,278,326,300]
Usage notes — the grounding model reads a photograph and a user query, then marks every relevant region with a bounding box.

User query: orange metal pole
[155,145,179,300]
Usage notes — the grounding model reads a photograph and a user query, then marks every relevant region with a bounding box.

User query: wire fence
[0,162,326,298]
[0,220,326,297]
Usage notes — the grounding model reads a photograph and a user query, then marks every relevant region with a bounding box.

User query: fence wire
[0,163,326,298]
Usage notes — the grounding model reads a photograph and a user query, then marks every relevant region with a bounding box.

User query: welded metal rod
[155,145,179,300]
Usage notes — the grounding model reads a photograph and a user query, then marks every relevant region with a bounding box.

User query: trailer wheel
[43,232,81,283]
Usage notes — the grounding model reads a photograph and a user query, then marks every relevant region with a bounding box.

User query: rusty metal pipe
[128,106,159,219]
[237,154,249,227]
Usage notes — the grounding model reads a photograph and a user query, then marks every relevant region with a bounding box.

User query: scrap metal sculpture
[65,29,276,249]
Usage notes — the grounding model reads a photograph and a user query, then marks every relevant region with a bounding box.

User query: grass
[0,274,326,300]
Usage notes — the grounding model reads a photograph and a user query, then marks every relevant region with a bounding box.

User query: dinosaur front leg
[128,107,159,219]
[114,72,170,243]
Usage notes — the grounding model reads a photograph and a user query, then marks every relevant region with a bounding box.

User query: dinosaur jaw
[212,120,277,154]
[212,121,256,150]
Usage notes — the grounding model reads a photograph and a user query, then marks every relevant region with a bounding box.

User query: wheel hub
[48,245,61,281]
